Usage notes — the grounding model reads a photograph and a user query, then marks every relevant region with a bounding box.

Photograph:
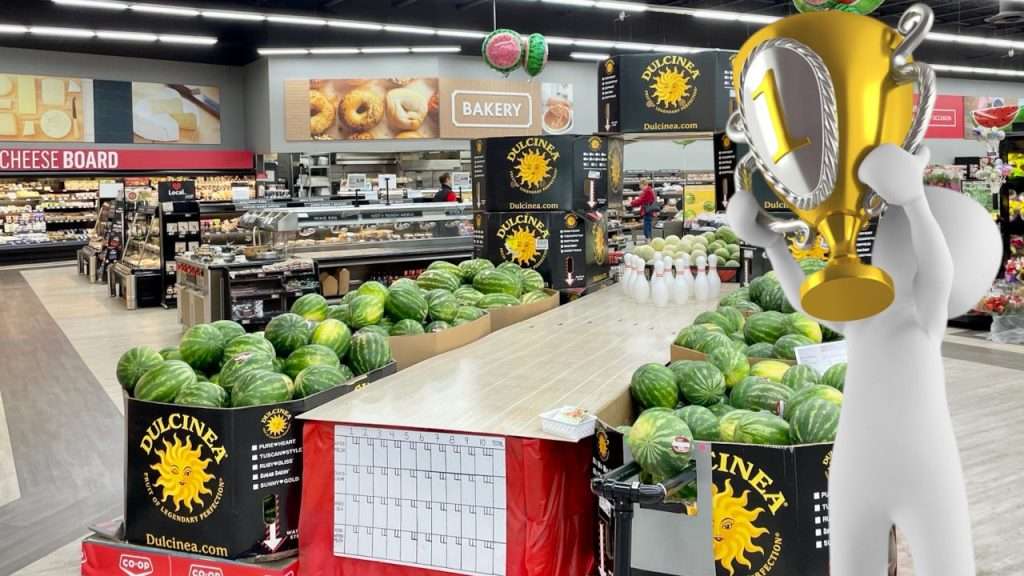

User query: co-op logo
[118,554,154,576]
[188,564,224,576]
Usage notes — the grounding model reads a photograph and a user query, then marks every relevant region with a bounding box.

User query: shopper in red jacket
[630,178,657,239]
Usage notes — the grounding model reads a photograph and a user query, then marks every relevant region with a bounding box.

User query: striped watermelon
[521,290,550,304]
[311,319,352,357]
[520,268,545,292]
[428,293,460,323]
[759,283,786,312]
[730,376,791,414]
[717,307,746,333]
[674,325,708,349]
[174,380,228,408]
[424,289,453,305]
[222,334,276,364]
[750,360,790,382]
[625,409,694,478]
[219,351,275,392]
[272,356,285,373]
[781,364,820,389]
[455,306,486,322]
[340,291,360,305]
[417,269,461,292]
[784,384,843,420]
[674,361,726,406]
[284,344,340,379]
[473,269,522,298]
[478,293,520,309]
[453,286,486,306]
[385,287,429,322]
[265,313,311,357]
[692,311,731,333]
[210,373,221,384]
[390,319,426,335]
[695,332,735,355]
[718,409,756,442]
[326,304,349,323]
[159,347,182,361]
[747,275,774,305]
[799,258,827,274]
[774,334,814,360]
[347,295,385,329]
[458,258,495,282]
[291,293,329,321]
[231,370,294,407]
[674,405,720,441]
[630,363,679,409]
[180,324,226,373]
[733,412,791,445]
[743,311,789,344]
[786,313,823,343]
[821,362,847,391]
[117,347,164,392]
[134,360,197,403]
[347,331,392,375]
[718,287,750,308]
[822,324,843,342]
[211,320,246,343]
[427,260,464,281]
[357,325,390,338]
[745,342,776,359]
[707,346,749,388]
[708,402,738,418]
[356,281,391,304]
[389,277,419,291]
[731,300,764,317]
[791,398,840,443]
[294,364,355,398]
[425,320,451,332]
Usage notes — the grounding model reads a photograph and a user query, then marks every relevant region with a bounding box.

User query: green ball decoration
[522,33,549,78]
[482,29,524,74]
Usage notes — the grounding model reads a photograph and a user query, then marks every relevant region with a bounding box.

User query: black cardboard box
[473,210,610,290]
[471,134,618,212]
[124,363,396,560]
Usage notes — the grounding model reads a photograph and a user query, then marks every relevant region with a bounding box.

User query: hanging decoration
[793,0,884,15]
[482,29,524,75]
[522,33,549,77]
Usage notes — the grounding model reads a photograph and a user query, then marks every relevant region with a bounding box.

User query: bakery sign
[439,78,541,139]
[0,148,253,172]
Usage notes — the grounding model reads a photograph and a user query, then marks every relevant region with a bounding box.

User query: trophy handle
[863,3,937,217]
[731,149,817,250]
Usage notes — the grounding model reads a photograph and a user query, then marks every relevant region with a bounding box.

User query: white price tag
[378,174,398,191]
[99,182,122,199]
[347,173,368,191]
[363,189,379,201]
[407,189,423,199]
[794,341,848,374]
[232,186,250,201]
[452,172,471,190]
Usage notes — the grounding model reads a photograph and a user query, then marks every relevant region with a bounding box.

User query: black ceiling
[0,0,1022,71]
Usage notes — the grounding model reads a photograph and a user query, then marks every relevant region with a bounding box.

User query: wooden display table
[298,288,716,576]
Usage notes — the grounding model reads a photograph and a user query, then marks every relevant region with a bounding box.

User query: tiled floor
[2,265,1023,575]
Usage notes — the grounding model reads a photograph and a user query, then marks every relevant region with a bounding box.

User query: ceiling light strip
[260,46,462,56]
[570,51,611,60]
[129,4,201,16]
[53,0,128,9]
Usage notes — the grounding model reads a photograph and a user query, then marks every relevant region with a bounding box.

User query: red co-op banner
[0,148,253,172]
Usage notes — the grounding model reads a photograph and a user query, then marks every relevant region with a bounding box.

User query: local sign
[0,148,253,172]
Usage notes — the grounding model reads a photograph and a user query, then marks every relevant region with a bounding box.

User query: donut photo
[307,77,439,140]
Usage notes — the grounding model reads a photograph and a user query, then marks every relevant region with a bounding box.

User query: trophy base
[800,259,895,322]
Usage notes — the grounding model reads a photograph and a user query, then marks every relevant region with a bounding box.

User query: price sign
[452,172,471,190]
[378,174,398,191]
[347,173,368,191]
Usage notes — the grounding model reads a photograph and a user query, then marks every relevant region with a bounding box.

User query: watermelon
[520,268,545,292]
[759,283,786,312]
[791,398,840,443]
[666,360,694,383]
[630,363,679,409]
[272,356,285,373]
[718,409,756,442]
[750,360,791,382]
[174,380,228,408]
[707,346,749,388]
[424,288,453,304]
[473,269,522,298]
[425,320,451,332]
[134,360,197,403]
[674,325,708,349]
[179,324,225,372]
[478,293,520,309]
[417,269,461,292]
[294,364,355,398]
[428,293,459,323]
[695,332,735,355]
[747,275,774,305]
[717,307,746,333]
[798,259,827,274]
[692,311,730,333]
[674,361,726,406]
[347,295,385,329]
[117,347,164,392]
[708,402,738,418]
[310,319,352,357]
[774,334,814,360]
[453,286,486,306]
[496,261,522,275]
[745,342,776,359]
[284,344,340,380]
[715,226,738,243]
[291,293,329,321]
[821,362,847,391]
[781,364,820,389]
[222,334,276,363]
[265,313,312,357]
[730,377,791,414]
[521,289,550,305]
[732,300,763,317]
[743,311,789,344]
[347,331,392,374]
[786,313,823,343]
[210,320,246,343]
[357,281,391,304]
[729,332,746,345]
[784,384,843,420]
[219,351,275,392]
[358,325,390,338]
[426,260,464,280]
[340,291,360,305]
[210,373,221,384]
[625,409,694,478]
[674,405,720,441]
[385,286,429,322]
[231,370,294,407]
[389,277,419,292]
[718,287,750,307]
[390,319,426,335]
[195,373,209,382]
[458,258,495,282]
[455,306,486,322]
[326,304,349,323]
[822,324,843,342]
[733,412,791,445]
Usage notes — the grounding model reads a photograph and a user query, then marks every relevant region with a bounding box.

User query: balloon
[482,29,524,74]
[793,0,884,15]
[522,33,549,77]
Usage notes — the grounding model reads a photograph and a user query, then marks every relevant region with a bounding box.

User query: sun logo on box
[515,151,551,189]
[712,479,769,576]
[650,68,690,109]
[151,434,214,514]
[261,408,292,439]
[504,228,540,266]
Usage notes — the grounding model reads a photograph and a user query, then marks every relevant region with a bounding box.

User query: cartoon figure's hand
[726,189,781,248]
[858,144,931,206]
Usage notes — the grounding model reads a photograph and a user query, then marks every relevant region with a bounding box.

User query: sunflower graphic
[151,434,215,514]
[515,151,552,190]
[651,68,689,107]
[593,222,608,265]
[505,227,540,266]
[712,480,770,576]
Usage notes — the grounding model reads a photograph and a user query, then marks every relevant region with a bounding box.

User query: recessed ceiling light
[96,30,158,41]
[327,19,383,31]
[201,9,266,21]
[595,1,646,11]
[158,34,217,45]
[436,29,486,39]
[130,3,201,17]
[383,24,436,35]
[258,48,309,55]
[309,47,360,55]
[0,24,28,34]
[266,15,327,26]
[52,0,127,10]
[361,47,411,54]
[411,46,462,53]
[571,51,611,60]
[29,26,96,38]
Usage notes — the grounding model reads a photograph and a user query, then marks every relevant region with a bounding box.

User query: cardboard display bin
[487,288,560,331]
[124,363,396,560]
[82,534,300,576]
[389,313,491,370]
[670,344,793,366]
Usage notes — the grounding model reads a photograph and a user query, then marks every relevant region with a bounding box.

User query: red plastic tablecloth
[299,421,595,576]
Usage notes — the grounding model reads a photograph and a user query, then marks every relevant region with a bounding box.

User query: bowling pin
[621,255,634,295]
[673,258,690,304]
[680,253,695,300]
[635,258,651,304]
[707,254,722,299]
[694,255,709,302]
[651,260,669,308]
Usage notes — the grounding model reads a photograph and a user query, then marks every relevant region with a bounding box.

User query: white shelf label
[794,341,848,374]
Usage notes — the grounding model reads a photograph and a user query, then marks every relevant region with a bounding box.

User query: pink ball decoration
[482,29,524,74]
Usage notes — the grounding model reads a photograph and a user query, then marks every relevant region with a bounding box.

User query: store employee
[434,173,457,202]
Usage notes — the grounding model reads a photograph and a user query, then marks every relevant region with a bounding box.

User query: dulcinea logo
[711,451,787,575]
[609,140,623,191]
[497,213,550,267]
[642,55,700,114]
[588,136,602,151]
[592,218,608,266]
[596,427,610,462]
[140,413,226,523]
[604,59,615,74]
[262,408,292,439]
[507,137,560,194]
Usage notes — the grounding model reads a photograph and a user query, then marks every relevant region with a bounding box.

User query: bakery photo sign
[0,73,95,143]
[288,78,440,141]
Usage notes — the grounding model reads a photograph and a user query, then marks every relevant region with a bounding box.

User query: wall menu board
[0,73,221,145]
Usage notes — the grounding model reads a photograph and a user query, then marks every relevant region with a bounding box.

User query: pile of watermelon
[117,314,392,409]
[320,258,550,337]
[629,227,741,268]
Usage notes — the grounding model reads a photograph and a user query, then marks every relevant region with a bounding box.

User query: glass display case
[121,205,160,271]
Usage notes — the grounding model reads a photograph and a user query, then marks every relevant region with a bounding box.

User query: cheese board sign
[0,73,95,142]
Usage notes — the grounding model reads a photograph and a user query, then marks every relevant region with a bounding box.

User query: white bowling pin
[680,253,695,300]
[673,258,690,304]
[654,251,664,266]
[651,260,669,308]
[694,255,709,302]
[635,258,651,304]
[621,255,634,295]
[707,254,722,299]
[627,255,641,301]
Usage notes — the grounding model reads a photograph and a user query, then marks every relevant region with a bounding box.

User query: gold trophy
[727,3,936,321]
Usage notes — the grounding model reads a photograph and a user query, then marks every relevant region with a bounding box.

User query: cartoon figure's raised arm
[858,145,952,337]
